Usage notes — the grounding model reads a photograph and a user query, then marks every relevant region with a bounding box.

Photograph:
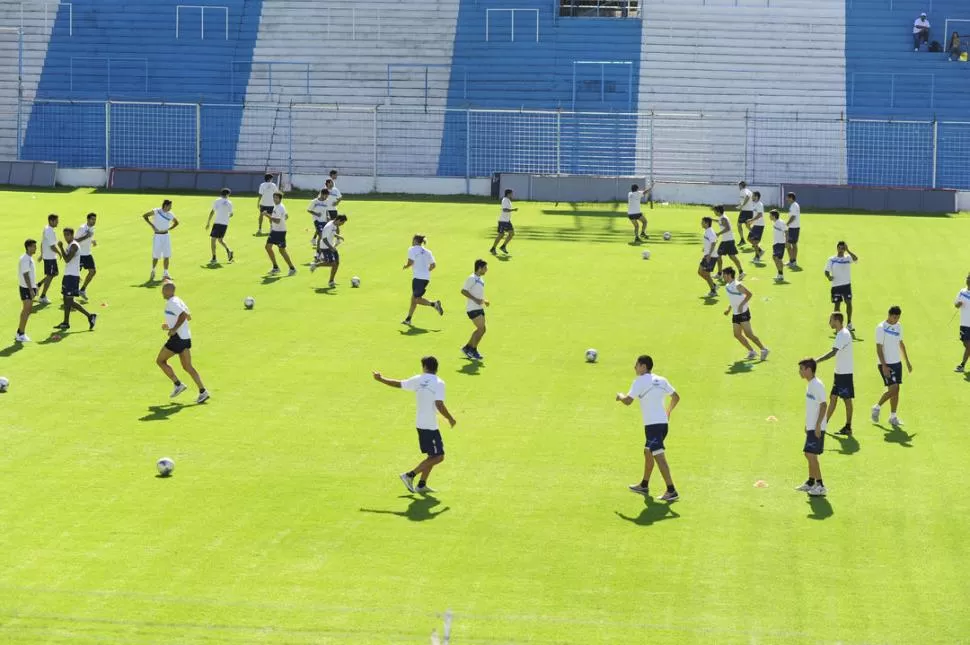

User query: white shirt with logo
[738,187,753,211]
[702,228,718,256]
[328,186,341,203]
[500,197,513,223]
[825,254,855,287]
[875,321,903,364]
[627,191,644,215]
[772,219,788,244]
[153,208,175,233]
[164,296,192,340]
[401,373,446,430]
[463,273,485,312]
[18,253,36,289]
[719,215,735,242]
[833,328,854,375]
[956,289,970,327]
[212,198,233,226]
[270,204,288,232]
[308,198,328,223]
[76,223,95,255]
[788,202,801,228]
[408,246,435,280]
[725,280,748,314]
[63,241,81,277]
[750,201,765,226]
[805,377,827,431]
[258,182,278,207]
[42,225,58,260]
[321,220,339,248]
[628,373,676,425]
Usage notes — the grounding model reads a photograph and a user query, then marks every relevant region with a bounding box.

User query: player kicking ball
[310,214,347,288]
[460,259,489,360]
[626,184,650,243]
[953,273,970,372]
[722,267,769,361]
[373,356,457,494]
[157,281,209,404]
[795,358,828,497]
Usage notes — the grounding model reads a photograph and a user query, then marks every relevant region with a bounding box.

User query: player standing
[156,281,209,404]
[325,177,341,218]
[954,273,970,372]
[373,356,457,494]
[402,235,443,326]
[56,228,96,331]
[75,212,97,299]
[142,200,179,282]
[615,354,681,502]
[310,214,347,288]
[871,305,912,428]
[265,192,297,276]
[785,192,801,268]
[460,259,489,360]
[722,267,769,361]
[307,188,330,248]
[626,184,649,243]
[205,189,234,265]
[697,216,718,297]
[736,181,754,246]
[256,173,278,235]
[815,312,854,436]
[712,206,744,280]
[37,213,60,305]
[490,189,517,255]
[825,241,858,331]
[795,358,828,497]
[769,210,787,282]
[15,239,37,343]
[747,191,765,262]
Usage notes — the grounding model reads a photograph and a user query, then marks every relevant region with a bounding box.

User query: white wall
[958,191,970,212]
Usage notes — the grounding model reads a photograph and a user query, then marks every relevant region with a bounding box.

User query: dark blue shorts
[210,224,228,239]
[19,286,33,301]
[313,220,326,234]
[960,326,970,342]
[732,310,751,325]
[788,228,801,243]
[879,362,903,387]
[61,275,80,298]
[497,221,514,234]
[831,284,852,303]
[699,256,717,272]
[628,213,643,221]
[80,255,96,270]
[803,430,824,455]
[644,423,669,454]
[412,278,429,298]
[747,225,764,242]
[164,336,192,355]
[260,205,274,214]
[772,243,786,259]
[267,231,287,248]
[319,248,339,264]
[417,428,445,456]
[832,373,854,399]
[43,259,58,277]
[718,240,738,256]
[738,210,754,224]
[467,309,485,320]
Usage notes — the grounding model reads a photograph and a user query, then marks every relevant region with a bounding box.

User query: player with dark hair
[311,214,347,288]
[825,241,858,331]
[37,213,60,305]
[872,305,912,427]
[796,358,828,496]
[712,205,744,280]
[816,312,854,436]
[785,192,801,268]
[205,189,234,265]
[265,192,296,276]
[142,199,179,282]
[75,212,98,299]
[461,259,489,360]
[16,239,37,342]
[769,210,787,282]
[722,266,768,361]
[627,184,649,243]
[256,173,278,235]
[747,190,765,262]
[56,228,96,331]
[307,188,330,248]
[157,281,209,404]
[490,189,517,255]
[698,216,718,297]
[402,234,443,326]
[952,273,970,372]
[736,180,753,246]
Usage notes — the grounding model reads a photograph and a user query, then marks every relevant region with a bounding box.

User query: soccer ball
[244,296,255,309]
[0,376,8,392]
[585,349,598,363]
[663,231,672,241]
[641,250,651,260]
[156,457,175,477]
[351,276,361,288]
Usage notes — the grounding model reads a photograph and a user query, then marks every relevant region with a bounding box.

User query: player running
[56,228,97,331]
[402,234,443,326]
[15,239,37,343]
[871,305,912,428]
[722,267,769,361]
[785,192,801,268]
[256,173,278,235]
[37,213,60,305]
[712,205,744,280]
[324,178,341,218]
[310,214,347,288]
[825,241,858,331]
[747,191,765,262]
[373,356,457,494]
[460,259,489,360]
[769,210,788,282]
[616,354,681,502]
[815,312,855,436]
[75,212,97,299]
[142,200,179,282]
[627,184,649,243]
[697,216,718,297]
[490,189,517,255]
[265,192,297,276]
[795,358,828,497]
[157,281,209,404]
[205,189,234,265]
[954,273,970,372]
[307,188,330,248]
[736,180,754,246]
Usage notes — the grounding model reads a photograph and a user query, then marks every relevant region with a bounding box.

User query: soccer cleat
[753,253,763,263]
[774,275,784,283]
[38,296,51,305]
[706,289,717,298]
[270,267,281,274]
[659,490,679,502]
[401,318,413,326]
[227,250,234,263]
[808,484,827,497]
[461,345,475,359]
[163,272,171,280]
[149,271,156,282]
[309,262,317,273]
[499,245,509,253]
[328,281,336,288]
[834,425,852,436]
[415,484,436,494]
[471,348,484,360]
[628,484,649,496]
[170,383,188,398]
[639,233,648,241]
[745,350,757,360]
[196,390,211,404]
[79,290,87,299]
[54,322,69,330]
[489,248,497,255]
[760,347,770,361]
[399,472,416,493]
[288,268,297,276]
[14,334,30,343]
[88,314,97,330]
[870,405,881,423]
[208,257,217,266]
[434,300,444,316]
[955,364,966,373]
[847,322,855,332]
[889,415,903,427]
[795,482,813,492]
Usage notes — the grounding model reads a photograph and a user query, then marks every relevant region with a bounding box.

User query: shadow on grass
[360,494,449,522]
[699,295,719,306]
[260,275,282,285]
[0,343,25,357]
[830,432,860,455]
[457,360,483,376]
[131,280,158,289]
[314,286,338,295]
[615,496,680,526]
[726,361,754,375]
[200,263,222,270]
[878,423,917,447]
[38,330,74,345]
[139,403,185,422]
[399,326,440,336]
[807,496,834,520]
[492,254,512,262]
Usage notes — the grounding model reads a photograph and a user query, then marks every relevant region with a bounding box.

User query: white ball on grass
[663,231,672,241]
[156,457,175,477]
[0,376,9,392]
[641,250,651,260]
[585,349,598,363]
[351,276,361,288]
[244,296,255,309]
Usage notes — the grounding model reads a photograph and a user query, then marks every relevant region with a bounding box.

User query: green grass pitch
[1,188,969,643]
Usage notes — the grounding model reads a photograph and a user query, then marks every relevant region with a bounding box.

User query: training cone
[753,480,768,488]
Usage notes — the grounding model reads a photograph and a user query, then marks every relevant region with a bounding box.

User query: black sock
[640,479,649,488]
[817,479,824,486]
[806,478,816,486]
[418,479,427,488]
[199,388,205,394]
[174,380,183,387]
[667,484,676,492]
[407,471,416,478]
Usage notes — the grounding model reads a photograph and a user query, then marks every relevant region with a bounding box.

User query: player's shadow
[260,275,282,285]
[698,295,719,306]
[614,497,681,526]
[38,331,74,345]
[830,432,860,455]
[131,280,158,289]
[964,371,970,383]
[139,403,185,422]
[0,343,25,357]
[725,361,754,375]
[788,265,805,272]
[399,326,440,336]
[359,494,449,522]
[457,361,482,376]
[200,263,222,270]
[492,254,512,262]
[772,279,791,286]
[313,286,338,295]
[806,496,834,520]
[879,424,917,447]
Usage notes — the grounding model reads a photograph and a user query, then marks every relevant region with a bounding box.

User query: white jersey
[401,373,446,430]
[18,253,36,289]
[772,219,788,244]
[628,373,676,426]
[956,289,970,327]
[500,197,513,223]
[328,186,341,204]
[738,187,753,211]
[321,220,339,248]
[725,280,748,314]
[270,204,287,232]
[832,327,854,375]
[153,208,175,233]
[719,215,734,242]
[805,377,827,431]
[42,225,58,260]
[63,240,81,277]
[76,223,95,255]
[212,198,233,226]
[408,245,435,280]
[788,201,801,228]
[702,228,718,256]
[164,296,191,340]
[750,201,765,226]
[875,321,903,364]
[825,254,855,287]
[308,198,328,223]
[258,182,278,207]
[627,191,644,215]
[463,273,485,312]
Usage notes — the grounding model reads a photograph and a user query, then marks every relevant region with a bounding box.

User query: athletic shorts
[327,209,338,220]
[412,278,429,298]
[738,210,754,224]
[416,428,445,456]
[164,336,192,355]
[43,259,59,277]
[19,286,33,301]
[80,255,95,270]
[313,220,326,234]
[732,310,752,325]
[788,227,801,244]
[961,326,970,342]
[878,362,903,387]
[832,373,855,399]
[718,240,738,256]
[497,221,514,234]
[152,234,172,259]
[628,213,643,221]
[772,243,786,259]
[699,256,717,272]
[803,430,825,455]
[644,423,669,455]
[319,248,339,264]
[747,225,765,242]
[831,284,852,304]
[267,231,287,248]
[467,309,485,320]
[210,223,228,239]
[260,205,274,215]
[61,275,80,298]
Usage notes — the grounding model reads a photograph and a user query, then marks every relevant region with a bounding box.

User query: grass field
[1,187,969,644]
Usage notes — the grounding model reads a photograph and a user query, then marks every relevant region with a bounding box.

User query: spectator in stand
[913,12,931,51]
[948,31,962,60]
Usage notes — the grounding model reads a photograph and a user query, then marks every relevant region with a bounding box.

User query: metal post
[511,9,515,43]
[425,66,429,112]
[932,118,938,188]
[195,103,202,169]
[465,109,471,194]
[201,6,205,39]
[352,7,356,41]
[287,102,293,187]
[571,63,576,111]
[839,112,847,185]
[104,101,111,183]
[372,107,378,192]
[16,27,23,159]
[600,64,605,103]
[648,111,654,185]
[556,109,561,175]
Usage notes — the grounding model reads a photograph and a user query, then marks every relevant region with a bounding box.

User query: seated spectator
[948,31,961,60]
[913,12,931,51]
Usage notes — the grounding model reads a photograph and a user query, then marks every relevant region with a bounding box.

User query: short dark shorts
[738,210,754,224]
[416,428,445,456]
[772,243,786,259]
[628,213,643,221]
[210,223,228,239]
[467,309,485,320]
[497,221,514,234]
[831,284,852,303]
[80,255,96,270]
[732,310,751,325]
[718,240,738,256]
[164,336,192,355]
[644,423,669,454]
[961,325,970,342]
[19,286,33,301]
[803,430,825,455]
[412,278,429,298]
[313,220,326,234]
[43,259,59,277]
[327,209,338,220]
[319,248,339,264]
[267,231,287,248]
[61,275,80,298]
[832,373,855,399]
[788,227,801,244]
[699,256,717,272]
[260,205,274,214]
[878,362,903,387]
[747,225,765,242]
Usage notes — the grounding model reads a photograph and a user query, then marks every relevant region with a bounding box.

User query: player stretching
[256,173,278,235]
[74,212,98,299]
[871,305,912,428]
[713,206,744,280]
[954,273,970,372]
[307,188,330,248]
[627,184,649,243]
[56,228,97,331]
[143,200,179,282]
[722,267,768,361]
[311,214,347,287]
[37,213,60,305]
[490,189,517,255]
[205,189,234,265]
[15,239,37,343]
[785,192,801,268]
[816,312,854,436]
[736,180,754,246]
[698,216,718,297]
[460,259,489,360]
[265,192,296,276]
[825,241,857,331]
[373,356,457,494]
[769,210,787,282]
[157,281,209,404]
[747,191,765,262]
[796,358,828,497]
[616,354,681,502]
[402,234,443,326]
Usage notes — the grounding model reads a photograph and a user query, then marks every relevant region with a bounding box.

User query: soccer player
[769,210,788,282]
[795,358,828,497]
[785,192,801,268]
[310,214,347,288]
[871,306,912,427]
[37,213,60,305]
[157,281,209,404]
[75,212,97,299]
[256,173,278,235]
[460,259,489,360]
[712,205,744,280]
[265,192,296,276]
[825,241,858,331]
[722,266,769,361]
[736,180,754,246]
[325,177,341,217]
[56,228,96,331]
[205,189,234,265]
[402,234,443,325]
[142,199,179,282]
[490,189,517,255]
[697,216,718,297]
[15,239,37,343]
[373,356,457,494]
[954,273,970,372]
[747,191,765,262]
[816,312,854,436]
[627,184,649,243]
[615,354,681,502]
[329,168,339,188]
[306,188,330,247]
